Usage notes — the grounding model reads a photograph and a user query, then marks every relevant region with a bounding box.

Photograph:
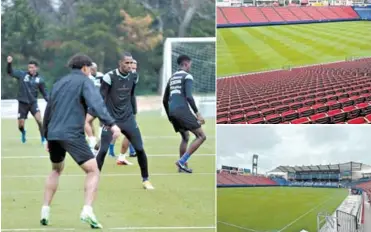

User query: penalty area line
[2,226,216,231]
[1,154,215,159]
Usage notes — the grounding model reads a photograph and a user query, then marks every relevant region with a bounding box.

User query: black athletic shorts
[87,107,98,118]
[48,138,95,165]
[169,109,201,133]
[18,101,40,119]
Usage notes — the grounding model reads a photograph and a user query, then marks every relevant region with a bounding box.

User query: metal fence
[336,210,358,232]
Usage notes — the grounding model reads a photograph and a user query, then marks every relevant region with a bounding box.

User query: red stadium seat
[347,117,367,124]
[289,102,303,110]
[356,103,371,115]
[342,106,360,119]
[310,113,330,124]
[298,106,315,117]
[217,117,229,124]
[327,109,346,123]
[266,114,282,124]
[312,103,329,113]
[261,108,276,116]
[327,101,342,110]
[248,117,265,124]
[365,114,371,123]
[230,114,245,123]
[246,111,261,120]
[291,117,310,124]
[244,106,257,113]
[282,110,299,122]
[275,105,290,114]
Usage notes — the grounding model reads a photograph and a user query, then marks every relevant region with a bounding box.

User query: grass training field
[1,112,216,231]
[217,187,348,232]
[217,21,371,76]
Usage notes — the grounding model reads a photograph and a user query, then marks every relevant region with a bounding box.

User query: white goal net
[161,37,216,118]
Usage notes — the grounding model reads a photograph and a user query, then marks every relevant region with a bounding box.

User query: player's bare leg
[79,158,102,229]
[178,131,189,172]
[176,128,206,173]
[40,161,64,225]
[34,112,46,144]
[116,137,133,165]
[85,114,97,151]
[18,119,26,143]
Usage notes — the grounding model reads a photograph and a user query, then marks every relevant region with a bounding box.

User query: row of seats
[217,172,277,185]
[217,6,359,25]
[356,181,371,202]
[217,59,371,124]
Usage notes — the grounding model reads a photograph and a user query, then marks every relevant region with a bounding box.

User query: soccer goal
[161,37,216,118]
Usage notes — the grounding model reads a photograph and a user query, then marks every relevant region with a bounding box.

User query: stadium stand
[217,6,361,27]
[355,180,371,202]
[217,58,371,124]
[266,162,371,188]
[217,172,277,187]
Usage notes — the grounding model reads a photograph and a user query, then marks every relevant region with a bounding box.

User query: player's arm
[131,75,138,115]
[43,97,52,139]
[184,75,198,114]
[39,78,49,102]
[6,56,25,79]
[185,75,205,124]
[162,80,170,118]
[83,80,115,126]
[100,73,111,100]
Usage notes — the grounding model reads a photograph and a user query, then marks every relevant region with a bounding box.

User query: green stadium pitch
[217,187,348,232]
[1,112,215,231]
[217,21,371,77]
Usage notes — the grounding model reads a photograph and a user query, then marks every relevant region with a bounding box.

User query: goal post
[161,37,216,118]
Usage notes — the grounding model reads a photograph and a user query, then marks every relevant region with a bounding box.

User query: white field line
[218,221,261,232]
[2,226,216,231]
[1,154,215,159]
[2,172,215,179]
[6,135,215,140]
[278,197,333,232]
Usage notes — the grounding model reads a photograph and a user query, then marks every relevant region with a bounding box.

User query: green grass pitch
[217,21,371,77]
[1,112,215,231]
[217,187,348,232]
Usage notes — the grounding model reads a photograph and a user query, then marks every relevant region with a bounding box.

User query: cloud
[216,126,371,174]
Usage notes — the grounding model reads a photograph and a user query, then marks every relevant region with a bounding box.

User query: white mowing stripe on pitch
[2,226,216,231]
[2,172,215,178]
[277,197,333,232]
[218,221,261,232]
[1,154,215,159]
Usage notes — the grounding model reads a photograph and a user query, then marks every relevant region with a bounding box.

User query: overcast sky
[217,126,371,174]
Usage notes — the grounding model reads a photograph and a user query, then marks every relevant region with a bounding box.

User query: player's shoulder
[173,70,192,80]
[130,72,139,82]
[96,71,104,77]
[102,70,115,84]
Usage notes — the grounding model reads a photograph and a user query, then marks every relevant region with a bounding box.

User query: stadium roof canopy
[270,162,371,173]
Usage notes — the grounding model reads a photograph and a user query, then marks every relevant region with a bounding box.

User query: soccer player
[84,62,104,150]
[162,55,206,173]
[106,59,138,163]
[40,54,121,229]
[6,56,49,144]
[116,59,138,161]
[96,52,154,189]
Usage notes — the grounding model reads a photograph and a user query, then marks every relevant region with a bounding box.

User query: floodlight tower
[252,154,258,176]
